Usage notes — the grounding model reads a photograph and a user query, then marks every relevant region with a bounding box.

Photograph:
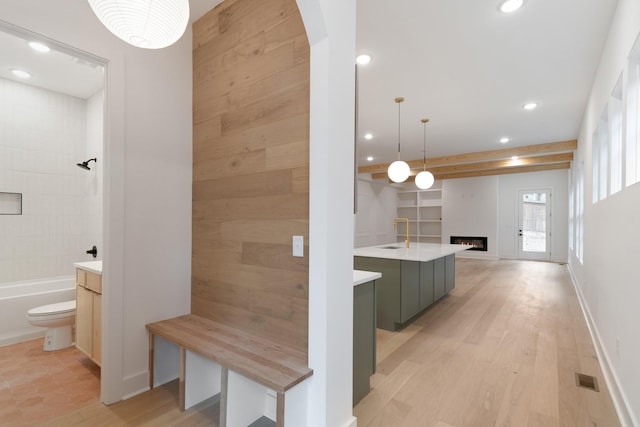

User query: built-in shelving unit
[395,181,442,243]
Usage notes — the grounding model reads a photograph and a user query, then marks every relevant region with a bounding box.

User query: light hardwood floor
[36,259,619,427]
[354,258,620,427]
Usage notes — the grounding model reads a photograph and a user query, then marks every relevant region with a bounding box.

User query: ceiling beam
[392,162,571,183]
[358,139,577,175]
[370,152,573,179]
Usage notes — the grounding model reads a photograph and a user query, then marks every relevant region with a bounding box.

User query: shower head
[77,158,97,171]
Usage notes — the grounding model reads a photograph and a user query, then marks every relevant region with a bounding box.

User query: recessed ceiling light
[499,0,524,13]
[364,133,373,140]
[523,102,538,110]
[511,156,519,160]
[10,69,31,79]
[366,156,374,162]
[28,41,50,53]
[356,54,372,65]
[500,137,510,143]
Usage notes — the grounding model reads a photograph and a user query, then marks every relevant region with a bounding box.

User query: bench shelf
[147,314,312,427]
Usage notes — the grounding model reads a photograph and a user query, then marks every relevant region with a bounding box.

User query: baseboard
[0,329,44,348]
[342,415,357,427]
[121,370,152,400]
[455,252,499,260]
[567,264,637,427]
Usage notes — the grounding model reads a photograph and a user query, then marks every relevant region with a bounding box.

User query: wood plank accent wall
[191,0,310,355]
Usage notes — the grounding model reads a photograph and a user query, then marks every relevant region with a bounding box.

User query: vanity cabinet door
[93,293,102,365]
[76,285,93,358]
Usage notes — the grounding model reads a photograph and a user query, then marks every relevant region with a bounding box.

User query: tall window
[577,162,584,263]
[569,170,574,250]
[627,35,640,187]
[610,75,623,195]
[592,129,599,203]
[599,110,609,200]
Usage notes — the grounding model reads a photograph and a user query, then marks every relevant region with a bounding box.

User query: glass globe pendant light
[88,0,190,49]
[387,97,411,183]
[415,118,435,190]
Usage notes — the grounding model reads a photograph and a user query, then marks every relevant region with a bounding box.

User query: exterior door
[518,189,551,261]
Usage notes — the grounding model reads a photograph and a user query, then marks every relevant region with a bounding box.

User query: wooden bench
[146,314,313,427]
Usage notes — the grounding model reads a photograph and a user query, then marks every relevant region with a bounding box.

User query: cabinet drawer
[76,269,86,287]
[86,271,102,294]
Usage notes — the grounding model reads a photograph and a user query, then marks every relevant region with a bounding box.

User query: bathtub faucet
[86,246,98,258]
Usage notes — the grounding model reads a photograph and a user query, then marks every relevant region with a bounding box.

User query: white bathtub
[0,276,75,347]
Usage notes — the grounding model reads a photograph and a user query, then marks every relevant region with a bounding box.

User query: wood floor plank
[37,259,620,427]
[354,259,620,427]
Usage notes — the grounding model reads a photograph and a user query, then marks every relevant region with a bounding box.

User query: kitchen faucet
[393,218,410,248]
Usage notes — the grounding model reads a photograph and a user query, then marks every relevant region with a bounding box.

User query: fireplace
[450,236,488,251]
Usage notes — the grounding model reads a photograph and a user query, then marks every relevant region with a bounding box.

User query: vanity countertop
[354,242,471,262]
[74,261,102,275]
[353,270,382,287]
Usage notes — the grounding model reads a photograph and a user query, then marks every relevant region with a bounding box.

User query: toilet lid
[28,300,76,316]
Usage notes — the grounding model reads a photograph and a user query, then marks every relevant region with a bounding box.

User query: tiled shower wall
[0,78,102,283]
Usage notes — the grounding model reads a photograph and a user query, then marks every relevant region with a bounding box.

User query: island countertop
[353,242,471,262]
[353,270,382,287]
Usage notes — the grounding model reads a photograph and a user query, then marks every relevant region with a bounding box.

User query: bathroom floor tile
[0,338,100,426]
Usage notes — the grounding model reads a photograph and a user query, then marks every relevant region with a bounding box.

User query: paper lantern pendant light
[88,0,190,49]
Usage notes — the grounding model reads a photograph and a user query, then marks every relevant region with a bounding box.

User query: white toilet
[27,300,76,351]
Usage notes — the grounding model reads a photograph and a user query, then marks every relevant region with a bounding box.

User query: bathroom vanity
[74,261,102,366]
[354,243,470,331]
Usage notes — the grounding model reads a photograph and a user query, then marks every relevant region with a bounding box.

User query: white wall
[1,1,192,403]
[297,0,357,426]
[0,78,87,283]
[82,90,103,263]
[498,169,569,263]
[355,177,397,247]
[442,176,499,259]
[569,0,640,424]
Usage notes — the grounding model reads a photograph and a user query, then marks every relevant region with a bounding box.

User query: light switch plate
[293,236,304,257]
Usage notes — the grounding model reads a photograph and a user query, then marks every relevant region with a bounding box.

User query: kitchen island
[354,243,470,331]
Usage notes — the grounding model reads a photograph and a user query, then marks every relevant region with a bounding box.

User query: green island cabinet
[354,243,466,331]
[352,270,381,406]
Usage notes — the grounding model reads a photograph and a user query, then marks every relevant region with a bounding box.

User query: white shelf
[396,181,443,243]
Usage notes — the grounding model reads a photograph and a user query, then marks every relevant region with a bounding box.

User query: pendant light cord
[422,118,429,171]
[395,97,404,161]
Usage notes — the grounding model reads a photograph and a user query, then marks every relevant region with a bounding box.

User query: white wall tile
[0,77,101,283]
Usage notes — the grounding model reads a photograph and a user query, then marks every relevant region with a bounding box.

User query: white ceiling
[0,29,105,99]
[0,0,221,100]
[356,0,619,166]
[0,0,619,161]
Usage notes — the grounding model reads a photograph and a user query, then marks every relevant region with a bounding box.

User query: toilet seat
[27,300,76,317]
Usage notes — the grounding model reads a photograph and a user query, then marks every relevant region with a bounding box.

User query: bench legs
[148,332,154,390]
[220,367,228,427]
[276,391,285,427]
[148,333,289,426]
[179,347,186,411]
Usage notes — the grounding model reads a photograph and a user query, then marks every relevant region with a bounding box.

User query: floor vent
[575,372,600,392]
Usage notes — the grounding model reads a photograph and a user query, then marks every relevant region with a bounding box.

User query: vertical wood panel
[192,0,310,355]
